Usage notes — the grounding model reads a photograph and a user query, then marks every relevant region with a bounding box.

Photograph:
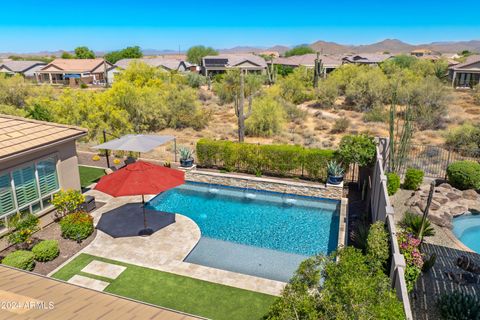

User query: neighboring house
[410,49,434,57]
[448,55,480,88]
[36,58,115,85]
[271,54,342,76]
[201,54,267,76]
[342,53,393,65]
[0,115,87,231]
[0,60,46,78]
[115,58,184,72]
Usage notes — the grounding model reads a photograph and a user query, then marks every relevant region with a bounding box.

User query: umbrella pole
[139,194,153,236]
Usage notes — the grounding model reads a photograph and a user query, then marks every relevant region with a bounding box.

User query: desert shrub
[316,78,339,107]
[59,212,94,241]
[31,240,59,262]
[2,250,35,271]
[280,99,307,121]
[186,73,206,88]
[344,67,388,111]
[266,247,404,319]
[330,117,350,133]
[445,123,480,156]
[52,190,85,218]
[7,214,40,245]
[437,290,480,320]
[278,67,314,104]
[397,232,423,292]
[0,74,30,107]
[447,160,480,190]
[400,211,435,238]
[473,84,480,105]
[196,139,334,181]
[403,168,424,190]
[366,221,389,273]
[386,172,401,195]
[337,134,376,167]
[410,76,450,130]
[363,105,387,122]
[245,96,285,137]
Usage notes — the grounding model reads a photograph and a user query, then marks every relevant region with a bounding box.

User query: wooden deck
[0,266,204,320]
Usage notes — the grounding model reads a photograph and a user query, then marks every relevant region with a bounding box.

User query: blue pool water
[147,182,340,281]
[453,212,480,254]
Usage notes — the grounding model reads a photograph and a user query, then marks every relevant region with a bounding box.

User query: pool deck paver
[79,188,286,296]
[81,260,126,279]
[68,274,110,291]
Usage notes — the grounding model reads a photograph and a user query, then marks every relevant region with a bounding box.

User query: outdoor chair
[124,156,137,166]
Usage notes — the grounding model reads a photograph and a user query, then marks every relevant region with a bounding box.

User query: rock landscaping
[405,183,480,228]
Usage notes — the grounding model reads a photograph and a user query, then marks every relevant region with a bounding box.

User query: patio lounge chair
[124,156,137,166]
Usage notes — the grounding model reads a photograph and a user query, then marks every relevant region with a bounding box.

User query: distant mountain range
[1,39,479,58]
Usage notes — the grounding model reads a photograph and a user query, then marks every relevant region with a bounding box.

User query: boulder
[450,205,469,217]
[446,192,461,201]
[463,189,479,201]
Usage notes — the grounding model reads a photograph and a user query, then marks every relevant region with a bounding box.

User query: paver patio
[77,188,285,296]
[81,260,126,279]
[68,274,110,291]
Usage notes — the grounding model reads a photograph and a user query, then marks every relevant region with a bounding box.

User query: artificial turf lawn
[52,253,276,320]
[78,166,105,188]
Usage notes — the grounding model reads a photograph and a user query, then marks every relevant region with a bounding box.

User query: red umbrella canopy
[94,161,185,197]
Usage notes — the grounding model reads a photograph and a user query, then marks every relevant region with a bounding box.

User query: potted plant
[179,147,194,167]
[327,160,345,185]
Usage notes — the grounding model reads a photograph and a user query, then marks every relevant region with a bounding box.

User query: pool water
[147,182,340,281]
[453,212,480,253]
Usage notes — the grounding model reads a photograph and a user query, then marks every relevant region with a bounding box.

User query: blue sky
[1,0,479,52]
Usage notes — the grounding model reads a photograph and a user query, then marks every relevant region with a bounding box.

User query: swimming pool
[453,212,480,253]
[147,182,340,281]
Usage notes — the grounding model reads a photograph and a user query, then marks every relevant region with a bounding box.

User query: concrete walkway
[81,188,285,296]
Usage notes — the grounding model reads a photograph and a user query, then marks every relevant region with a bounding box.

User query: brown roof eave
[0,131,87,163]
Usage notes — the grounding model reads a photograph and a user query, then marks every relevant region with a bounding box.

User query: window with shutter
[12,165,39,208]
[0,173,15,216]
[37,157,59,196]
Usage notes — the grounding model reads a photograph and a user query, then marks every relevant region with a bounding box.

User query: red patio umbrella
[95,161,185,235]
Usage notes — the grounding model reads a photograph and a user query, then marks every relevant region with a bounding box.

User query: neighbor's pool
[147,182,340,282]
[453,212,480,254]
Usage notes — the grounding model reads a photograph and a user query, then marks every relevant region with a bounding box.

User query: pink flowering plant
[397,232,423,292]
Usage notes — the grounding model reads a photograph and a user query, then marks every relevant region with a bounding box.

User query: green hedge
[386,172,400,196]
[447,160,480,190]
[196,139,335,181]
[403,168,424,190]
[2,250,35,271]
[32,240,59,262]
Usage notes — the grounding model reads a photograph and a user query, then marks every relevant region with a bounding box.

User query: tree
[245,96,286,137]
[186,45,218,65]
[278,66,314,104]
[74,46,95,59]
[104,46,143,64]
[61,51,74,59]
[284,45,315,57]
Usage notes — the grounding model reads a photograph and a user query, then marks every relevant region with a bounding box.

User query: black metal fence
[399,144,480,179]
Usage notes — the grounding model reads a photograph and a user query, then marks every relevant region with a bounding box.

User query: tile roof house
[0,60,46,78]
[448,55,480,88]
[0,115,87,231]
[35,58,115,85]
[342,53,393,65]
[0,265,202,319]
[201,54,267,76]
[115,58,185,71]
[271,54,342,75]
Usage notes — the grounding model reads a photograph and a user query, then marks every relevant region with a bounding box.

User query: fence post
[445,148,452,180]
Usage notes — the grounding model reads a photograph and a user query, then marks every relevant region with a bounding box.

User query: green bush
[31,240,59,262]
[2,250,35,271]
[196,139,335,181]
[363,105,387,122]
[52,189,85,218]
[7,214,40,245]
[386,172,401,196]
[447,160,480,190]
[330,117,350,133]
[437,290,480,320]
[245,96,285,137]
[336,134,376,167]
[403,168,424,190]
[186,73,206,88]
[445,123,480,155]
[59,212,94,241]
[366,221,389,273]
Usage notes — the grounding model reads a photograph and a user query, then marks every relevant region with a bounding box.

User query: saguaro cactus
[313,52,324,88]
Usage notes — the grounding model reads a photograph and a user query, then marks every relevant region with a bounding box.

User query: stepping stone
[81,260,126,279]
[68,275,109,291]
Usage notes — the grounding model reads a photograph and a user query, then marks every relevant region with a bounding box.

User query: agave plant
[327,160,345,177]
[178,146,194,161]
[400,211,435,238]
